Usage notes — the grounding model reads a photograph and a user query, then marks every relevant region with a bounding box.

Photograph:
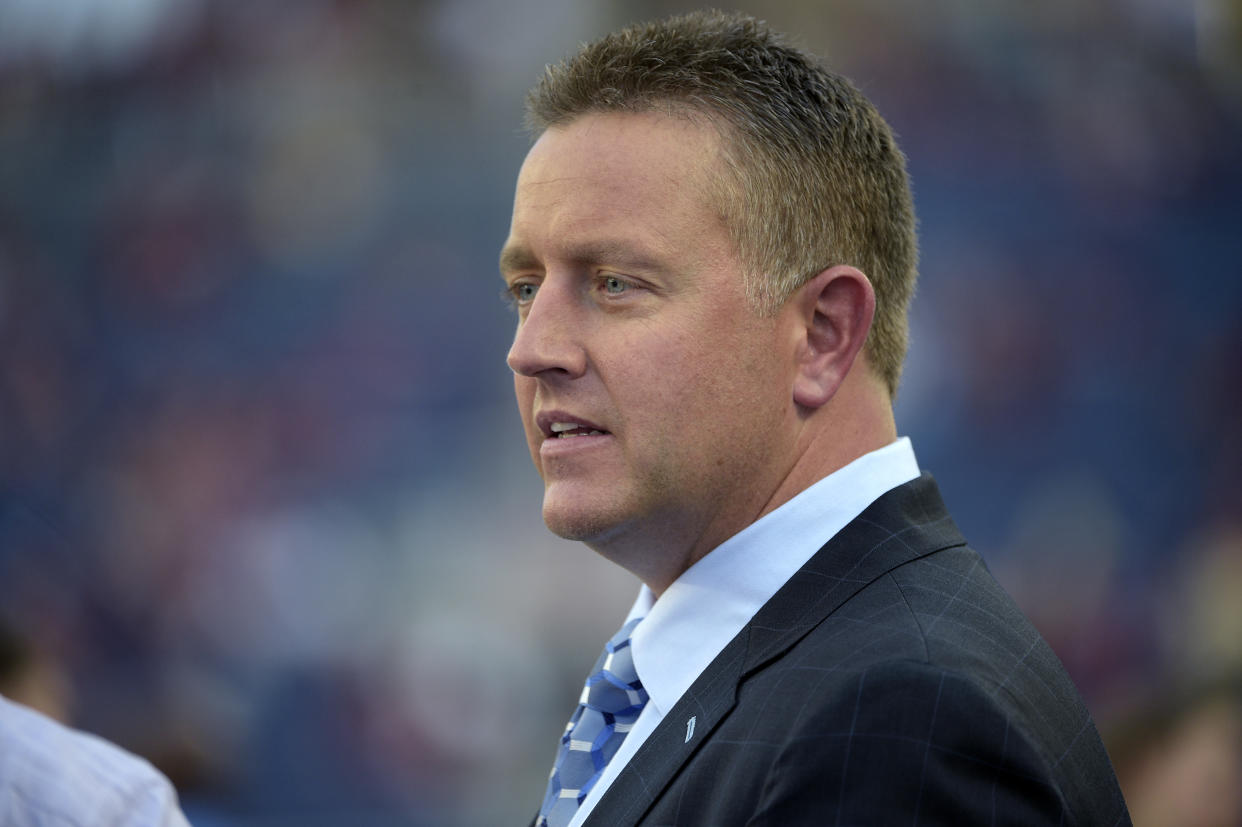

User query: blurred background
[1,0,1239,824]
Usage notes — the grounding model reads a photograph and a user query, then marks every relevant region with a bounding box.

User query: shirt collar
[625,437,920,716]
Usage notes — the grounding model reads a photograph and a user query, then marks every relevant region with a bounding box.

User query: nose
[506,281,587,379]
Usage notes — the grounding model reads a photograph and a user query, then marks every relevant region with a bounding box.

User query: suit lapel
[586,475,966,826]
[740,474,964,676]
[585,629,747,826]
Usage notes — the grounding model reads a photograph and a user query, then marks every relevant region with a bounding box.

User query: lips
[550,422,607,438]
[535,411,610,439]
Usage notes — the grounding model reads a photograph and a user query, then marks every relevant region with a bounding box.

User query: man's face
[500,112,802,581]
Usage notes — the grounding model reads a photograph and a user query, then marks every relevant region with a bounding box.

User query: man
[0,693,191,825]
[499,10,1130,826]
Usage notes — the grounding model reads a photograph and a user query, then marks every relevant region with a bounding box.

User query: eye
[503,281,539,308]
[602,275,630,295]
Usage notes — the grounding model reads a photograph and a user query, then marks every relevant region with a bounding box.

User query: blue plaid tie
[537,617,648,827]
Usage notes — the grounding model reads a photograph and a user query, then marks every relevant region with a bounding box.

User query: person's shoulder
[885,545,1076,694]
[859,548,1130,826]
[0,694,190,827]
[773,656,1128,826]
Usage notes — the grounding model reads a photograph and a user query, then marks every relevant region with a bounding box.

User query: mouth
[549,421,608,439]
[535,411,611,440]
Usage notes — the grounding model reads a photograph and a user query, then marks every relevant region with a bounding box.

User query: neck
[591,371,897,598]
[761,373,898,521]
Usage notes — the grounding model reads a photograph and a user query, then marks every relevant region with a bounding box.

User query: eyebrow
[499,239,667,278]
[498,245,538,278]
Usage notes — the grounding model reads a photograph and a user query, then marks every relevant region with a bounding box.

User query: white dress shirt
[0,694,191,827]
[568,437,920,826]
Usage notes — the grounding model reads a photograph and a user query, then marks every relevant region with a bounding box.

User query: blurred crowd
[1,0,1240,824]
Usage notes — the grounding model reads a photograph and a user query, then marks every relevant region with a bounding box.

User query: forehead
[504,112,729,264]
[522,110,720,185]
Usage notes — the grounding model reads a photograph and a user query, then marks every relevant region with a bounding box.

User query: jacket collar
[586,474,966,826]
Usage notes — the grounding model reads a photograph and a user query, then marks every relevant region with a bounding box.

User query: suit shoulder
[866,547,1130,826]
[754,658,1128,826]
[883,545,1090,721]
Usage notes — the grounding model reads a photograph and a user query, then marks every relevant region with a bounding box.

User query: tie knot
[585,629,646,717]
[610,615,643,645]
[537,617,649,827]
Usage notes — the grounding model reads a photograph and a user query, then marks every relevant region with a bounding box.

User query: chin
[542,505,618,543]
[541,491,633,545]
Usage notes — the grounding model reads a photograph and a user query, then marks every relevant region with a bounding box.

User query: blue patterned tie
[537,617,648,827]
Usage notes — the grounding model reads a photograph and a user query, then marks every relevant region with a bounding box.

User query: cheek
[632,331,751,434]
[682,326,791,434]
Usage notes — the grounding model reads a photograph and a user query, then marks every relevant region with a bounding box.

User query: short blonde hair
[526,10,918,397]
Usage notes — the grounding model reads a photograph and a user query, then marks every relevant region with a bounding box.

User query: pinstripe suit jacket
[579,474,1131,826]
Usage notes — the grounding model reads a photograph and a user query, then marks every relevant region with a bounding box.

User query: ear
[790,264,876,409]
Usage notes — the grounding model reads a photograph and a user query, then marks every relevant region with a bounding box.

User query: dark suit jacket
[577,475,1131,826]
